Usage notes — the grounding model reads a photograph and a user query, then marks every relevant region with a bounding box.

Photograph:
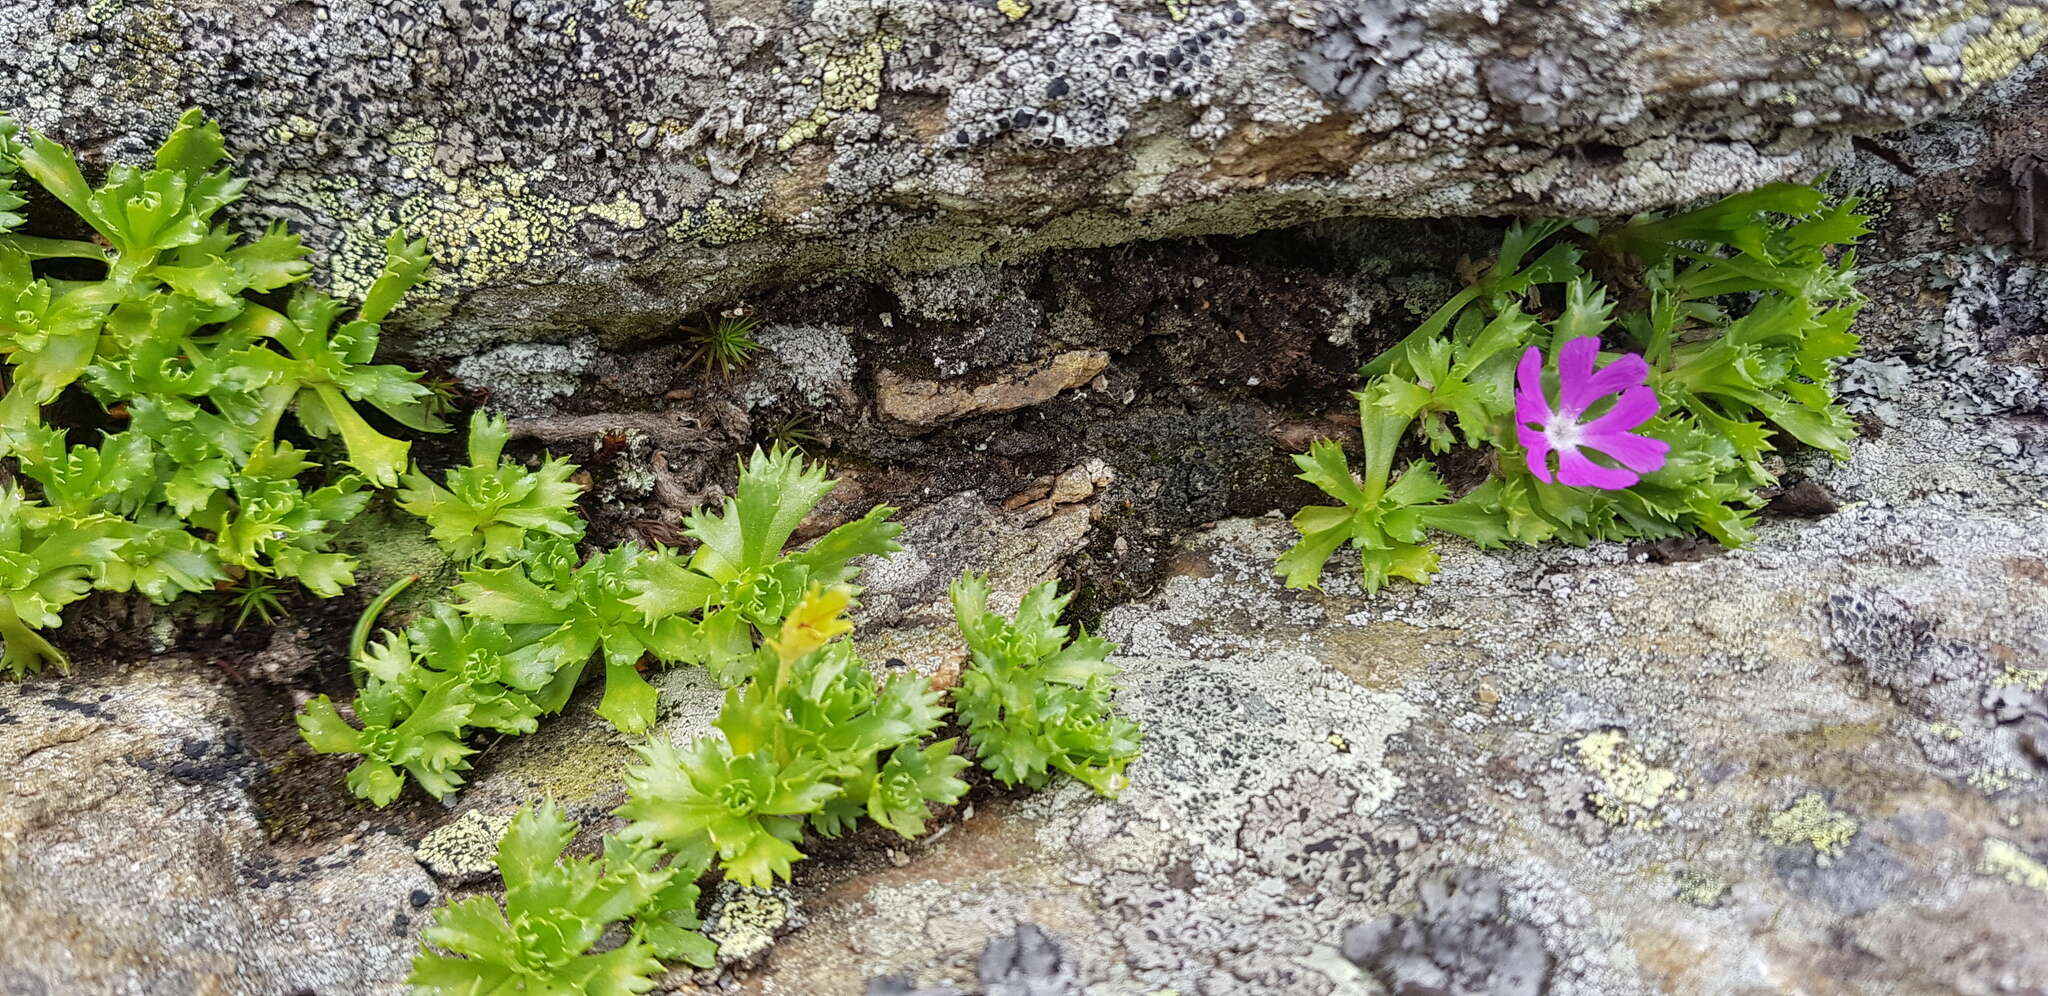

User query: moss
[1977,839,2048,895]
[1761,793,1857,867]
[1575,730,1681,828]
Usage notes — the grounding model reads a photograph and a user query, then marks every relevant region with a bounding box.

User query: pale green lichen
[997,0,1031,19]
[1978,839,2048,895]
[275,118,651,302]
[668,197,767,246]
[415,809,515,885]
[1961,8,2048,85]
[777,34,903,151]
[705,884,796,964]
[1997,667,2048,691]
[1575,731,1681,828]
[1966,767,2035,795]
[1674,869,1730,908]
[1762,793,1857,867]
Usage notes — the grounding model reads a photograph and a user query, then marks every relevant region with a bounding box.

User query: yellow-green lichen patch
[997,0,1031,19]
[1961,8,2048,86]
[1576,730,1683,828]
[777,34,903,151]
[276,118,653,303]
[1163,0,1198,21]
[668,197,768,246]
[415,809,515,885]
[1762,793,1858,866]
[1997,666,2048,691]
[1966,766,2036,795]
[1674,869,1730,908]
[1978,838,2048,895]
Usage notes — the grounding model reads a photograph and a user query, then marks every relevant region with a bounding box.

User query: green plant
[398,412,585,564]
[224,578,287,629]
[629,446,902,684]
[688,313,761,377]
[453,537,703,735]
[0,487,126,676]
[949,573,1142,796]
[1283,182,1867,591]
[616,585,967,888]
[0,108,442,671]
[409,801,714,994]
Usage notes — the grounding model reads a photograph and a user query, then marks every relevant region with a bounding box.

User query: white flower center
[1543,410,1585,453]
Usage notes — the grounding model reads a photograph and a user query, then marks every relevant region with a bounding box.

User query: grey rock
[1342,870,1553,996]
[2,0,2039,348]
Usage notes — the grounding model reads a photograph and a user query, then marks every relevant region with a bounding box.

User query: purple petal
[1515,346,1552,425]
[1553,337,1601,412]
[1582,430,1671,474]
[1517,423,1555,483]
[1578,352,1650,407]
[1581,385,1659,435]
[1555,449,1639,490]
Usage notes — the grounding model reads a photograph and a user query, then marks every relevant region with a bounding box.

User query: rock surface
[3,1,2044,347]
[4,27,2048,996]
[0,667,434,995]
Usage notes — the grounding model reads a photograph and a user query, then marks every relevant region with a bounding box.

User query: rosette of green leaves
[190,442,369,597]
[0,488,128,676]
[9,426,225,602]
[1284,181,1869,592]
[455,539,701,734]
[225,234,441,487]
[296,666,475,805]
[409,802,714,994]
[0,110,303,428]
[294,600,570,805]
[617,586,965,888]
[1277,383,1507,593]
[629,447,902,683]
[948,573,1142,797]
[398,411,585,563]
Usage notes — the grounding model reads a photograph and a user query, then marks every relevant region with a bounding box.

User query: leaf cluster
[1283,182,1867,590]
[616,584,968,888]
[0,109,440,673]
[397,412,585,565]
[302,446,907,805]
[949,574,1142,796]
[409,801,714,995]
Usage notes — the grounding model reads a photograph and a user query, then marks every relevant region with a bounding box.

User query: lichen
[1574,730,1682,828]
[1977,838,2048,895]
[414,809,514,886]
[777,33,903,152]
[1673,870,1730,908]
[1762,794,1859,867]
[668,197,768,246]
[703,882,800,966]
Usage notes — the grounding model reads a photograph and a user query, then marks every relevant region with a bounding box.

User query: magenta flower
[1515,337,1670,490]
